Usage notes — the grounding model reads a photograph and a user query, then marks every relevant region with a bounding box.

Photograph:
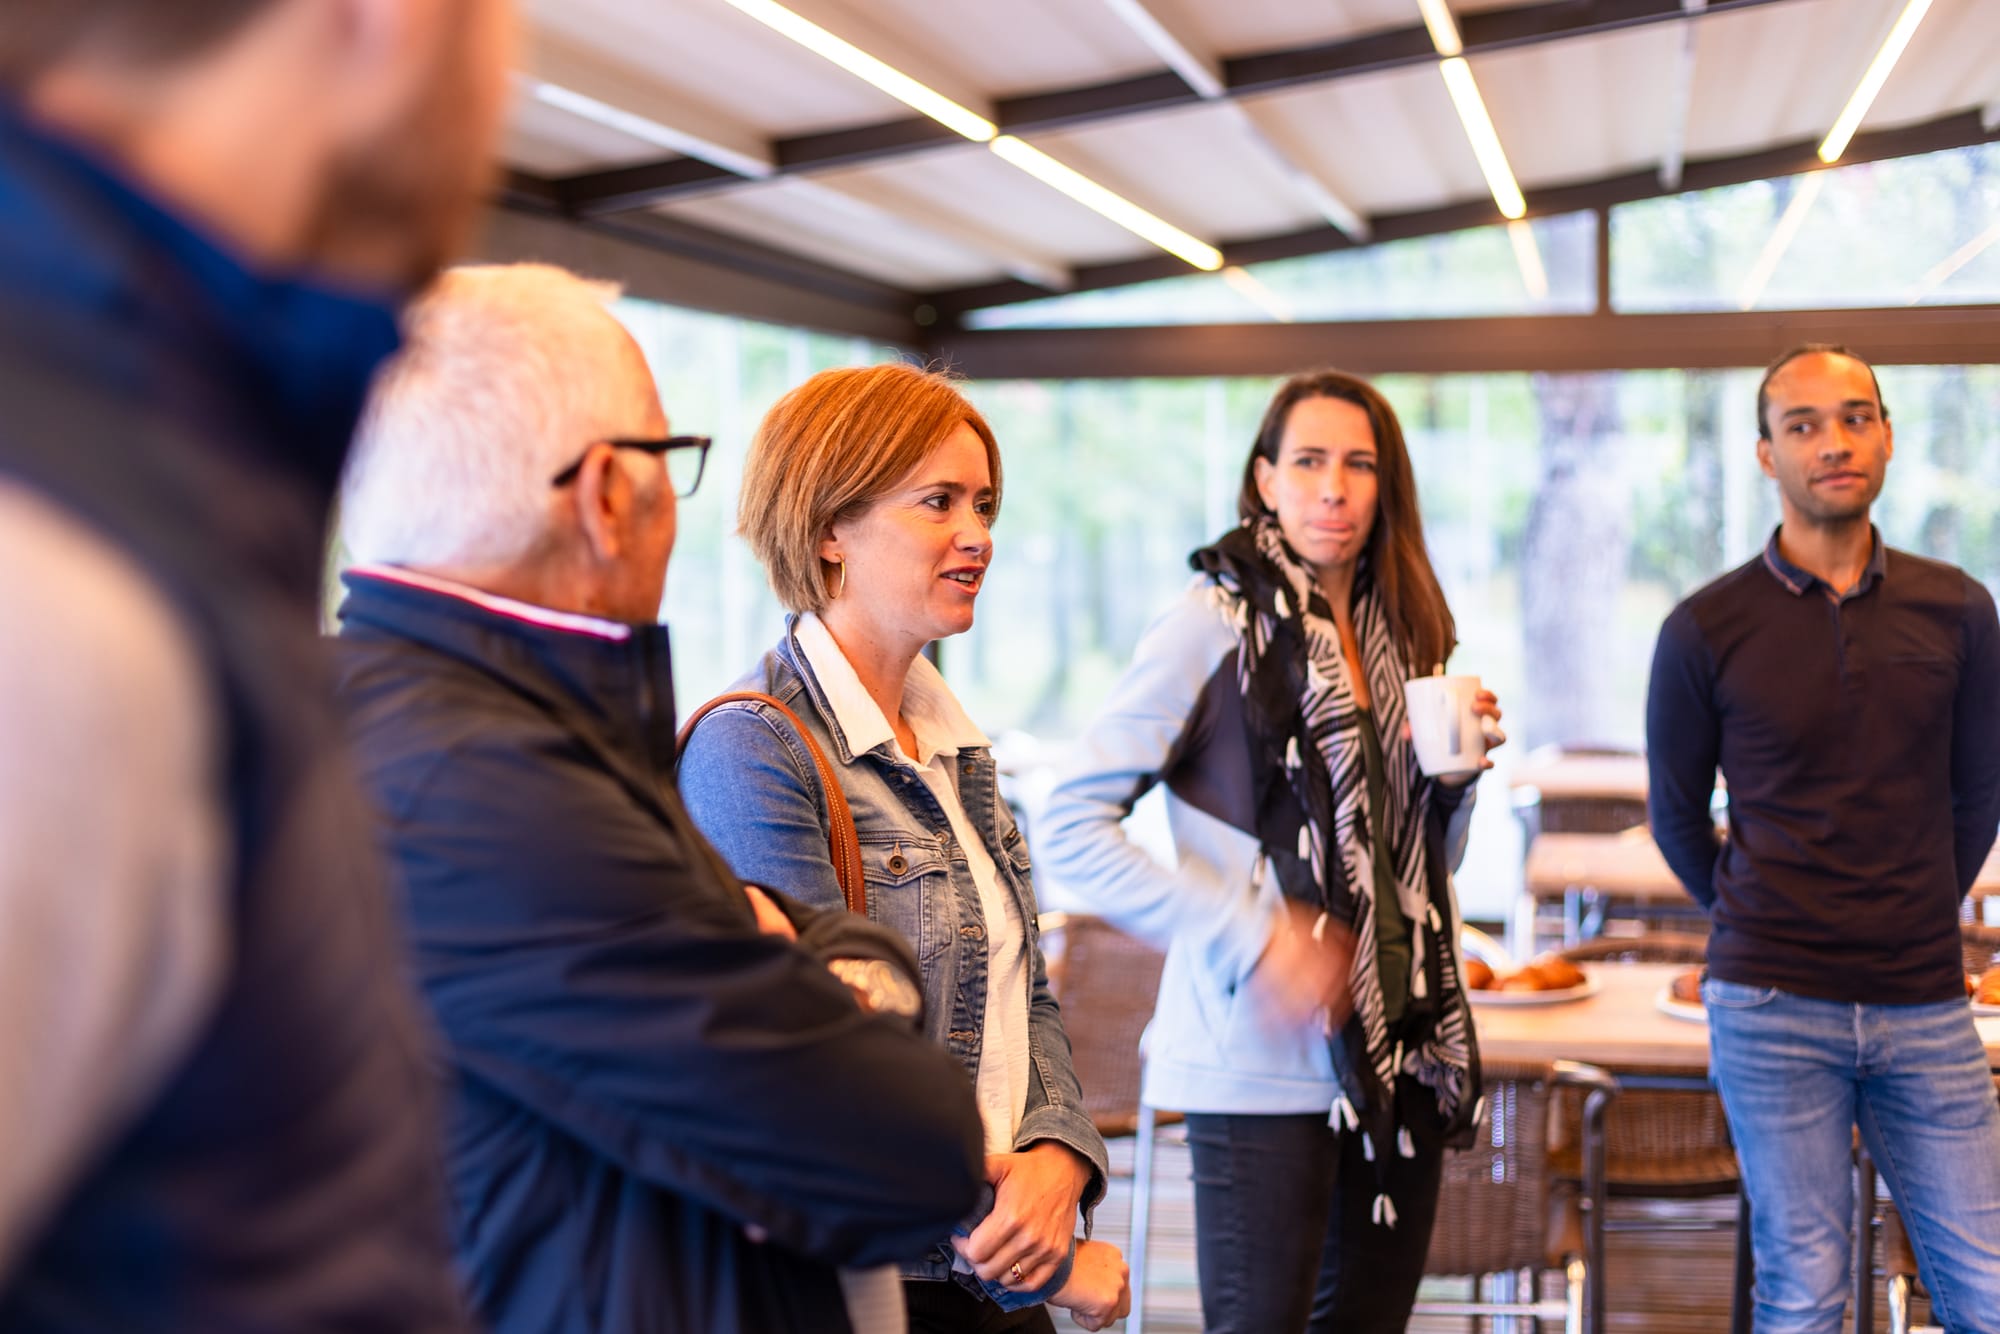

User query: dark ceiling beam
[774,116,968,173]
[482,189,924,347]
[985,68,1202,135]
[547,0,1805,216]
[925,108,2000,319]
[500,167,567,213]
[554,158,741,217]
[927,305,2000,381]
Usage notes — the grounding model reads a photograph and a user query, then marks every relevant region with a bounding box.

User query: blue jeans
[1705,978,2000,1333]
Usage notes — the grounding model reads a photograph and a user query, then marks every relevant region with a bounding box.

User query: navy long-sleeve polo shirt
[1645,528,2000,1004]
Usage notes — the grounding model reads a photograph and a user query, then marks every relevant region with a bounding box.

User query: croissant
[1527,955,1588,991]
[1975,967,2000,1006]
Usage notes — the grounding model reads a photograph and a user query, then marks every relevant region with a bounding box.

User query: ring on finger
[1009,1261,1023,1285]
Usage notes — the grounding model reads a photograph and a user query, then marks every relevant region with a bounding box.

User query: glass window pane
[1613,142,2000,312]
[963,211,1598,331]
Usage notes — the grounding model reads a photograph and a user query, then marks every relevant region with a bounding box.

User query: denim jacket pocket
[858,834,951,965]
[1701,977,1780,1009]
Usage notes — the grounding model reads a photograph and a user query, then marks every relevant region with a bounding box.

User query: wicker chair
[1860,926,2000,1333]
[1037,913,1177,1334]
[1869,1078,2000,1334]
[1960,922,2000,976]
[1551,937,1746,1325]
[1880,1199,1944,1334]
[1417,1060,1618,1334]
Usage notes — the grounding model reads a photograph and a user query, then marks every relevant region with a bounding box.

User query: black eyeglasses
[550,435,711,497]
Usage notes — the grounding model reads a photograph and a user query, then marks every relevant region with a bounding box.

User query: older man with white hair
[333,263,985,1334]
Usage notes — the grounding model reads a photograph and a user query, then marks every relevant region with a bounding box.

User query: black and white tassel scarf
[1192,519,1479,1226]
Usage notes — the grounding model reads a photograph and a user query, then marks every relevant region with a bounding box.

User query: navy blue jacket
[0,100,468,1330]
[334,570,986,1333]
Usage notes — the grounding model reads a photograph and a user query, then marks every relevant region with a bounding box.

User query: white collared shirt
[795,614,1031,1157]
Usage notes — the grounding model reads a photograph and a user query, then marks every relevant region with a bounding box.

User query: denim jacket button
[887,853,908,875]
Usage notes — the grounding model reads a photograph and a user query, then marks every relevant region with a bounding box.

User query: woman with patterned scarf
[1038,369,1502,1332]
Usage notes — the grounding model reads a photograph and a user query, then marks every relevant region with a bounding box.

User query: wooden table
[1473,961,2000,1070]
[1508,751,1650,803]
[1517,833,2000,952]
[1515,831,1689,951]
[1470,962,2000,1334]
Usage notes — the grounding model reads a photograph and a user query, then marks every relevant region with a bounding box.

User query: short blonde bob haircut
[739,362,1001,614]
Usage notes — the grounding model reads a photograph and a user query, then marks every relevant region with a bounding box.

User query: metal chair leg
[1730,1193,1754,1334]
[1888,1275,1912,1334]
[1853,1151,1876,1334]
[1128,1105,1157,1334]
[1564,1258,1586,1334]
[1492,1269,1519,1334]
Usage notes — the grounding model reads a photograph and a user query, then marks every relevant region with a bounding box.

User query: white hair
[341,262,659,570]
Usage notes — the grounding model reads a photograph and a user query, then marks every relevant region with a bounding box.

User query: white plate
[1654,987,1707,1024]
[1466,973,1600,1006]
[1972,1000,2000,1018]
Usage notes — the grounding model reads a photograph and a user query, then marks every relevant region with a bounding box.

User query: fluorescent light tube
[1439,57,1525,219]
[990,135,1223,270]
[1818,0,1934,163]
[722,0,996,142]
[1417,0,1464,56]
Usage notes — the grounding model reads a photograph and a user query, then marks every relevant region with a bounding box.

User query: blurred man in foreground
[0,1,514,1327]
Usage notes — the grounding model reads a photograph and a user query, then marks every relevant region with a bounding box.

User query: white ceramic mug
[1402,673,1485,776]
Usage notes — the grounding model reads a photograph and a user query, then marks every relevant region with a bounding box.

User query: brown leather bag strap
[677,691,866,916]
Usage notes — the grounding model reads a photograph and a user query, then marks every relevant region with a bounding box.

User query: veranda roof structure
[489,0,2000,372]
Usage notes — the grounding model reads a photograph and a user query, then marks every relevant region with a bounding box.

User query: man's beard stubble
[298,20,503,296]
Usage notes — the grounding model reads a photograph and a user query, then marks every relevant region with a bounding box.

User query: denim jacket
[678,620,1108,1292]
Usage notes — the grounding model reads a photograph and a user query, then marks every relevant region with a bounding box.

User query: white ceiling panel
[798,0,1168,94]
[1472,26,1684,190]
[1011,100,1329,247]
[1684,0,1864,160]
[1864,0,2000,129]
[502,91,668,175]
[523,0,918,137]
[659,178,1011,289]
[1142,0,1525,63]
[814,146,1149,265]
[1243,64,1497,218]
[500,0,2000,294]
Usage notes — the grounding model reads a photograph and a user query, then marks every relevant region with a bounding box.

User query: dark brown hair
[1755,343,1889,440]
[0,1,275,87]
[1237,369,1456,672]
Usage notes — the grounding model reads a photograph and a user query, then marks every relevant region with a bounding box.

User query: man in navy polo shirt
[1647,344,2000,1332]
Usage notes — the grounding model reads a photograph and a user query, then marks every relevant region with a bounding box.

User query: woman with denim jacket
[1037,370,1502,1333]
[679,363,1127,1334]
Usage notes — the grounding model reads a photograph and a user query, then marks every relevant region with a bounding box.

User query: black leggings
[1184,1079,1446,1334]
[902,1279,1055,1334]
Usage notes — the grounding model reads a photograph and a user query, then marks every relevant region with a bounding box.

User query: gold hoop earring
[828,559,846,600]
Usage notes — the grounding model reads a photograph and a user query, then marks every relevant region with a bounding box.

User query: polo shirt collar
[1762,525,1886,599]
[793,612,988,766]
